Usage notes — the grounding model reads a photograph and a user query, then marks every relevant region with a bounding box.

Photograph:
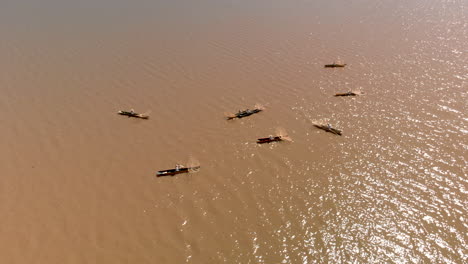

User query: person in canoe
[175,164,183,171]
[117,109,149,119]
[313,122,342,136]
[325,63,347,68]
[226,107,263,120]
[334,91,358,97]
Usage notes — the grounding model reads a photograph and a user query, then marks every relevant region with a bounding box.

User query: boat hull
[156,166,200,177]
[334,92,357,97]
[314,125,342,136]
[325,64,346,68]
[227,109,262,120]
[257,136,282,144]
[118,111,149,119]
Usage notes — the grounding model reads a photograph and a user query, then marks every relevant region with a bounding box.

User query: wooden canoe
[156,166,200,177]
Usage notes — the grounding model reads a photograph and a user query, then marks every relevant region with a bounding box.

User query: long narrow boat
[118,110,149,119]
[334,91,357,97]
[156,166,200,177]
[314,124,342,136]
[324,63,347,68]
[257,136,283,144]
[227,108,263,120]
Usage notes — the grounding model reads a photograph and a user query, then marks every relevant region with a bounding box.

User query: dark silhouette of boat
[118,110,149,119]
[156,164,200,177]
[314,124,342,136]
[334,91,357,97]
[227,108,262,120]
[257,136,283,144]
[324,63,347,68]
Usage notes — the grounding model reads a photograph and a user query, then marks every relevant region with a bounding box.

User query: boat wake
[224,112,236,119]
[142,110,152,116]
[276,127,293,142]
[254,103,266,110]
[187,156,201,172]
[311,120,326,126]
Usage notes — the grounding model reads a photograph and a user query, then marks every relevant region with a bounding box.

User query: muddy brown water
[0,0,466,263]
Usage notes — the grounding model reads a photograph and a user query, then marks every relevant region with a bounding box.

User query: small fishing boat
[227,108,263,120]
[257,136,283,144]
[324,63,347,68]
[156,164,200,177]
[314,124,342,136]
[118,110,149,119]
[334,91,357,97]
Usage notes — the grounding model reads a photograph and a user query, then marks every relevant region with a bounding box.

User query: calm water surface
[0,0,466,263]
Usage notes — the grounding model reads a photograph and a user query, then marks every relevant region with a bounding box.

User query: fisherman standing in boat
[175,164,183,171]
[327,123,332,129]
